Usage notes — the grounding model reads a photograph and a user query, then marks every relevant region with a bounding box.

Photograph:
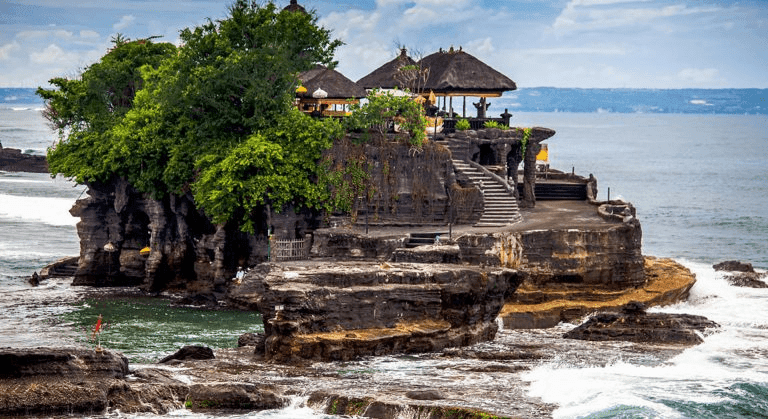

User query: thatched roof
[419,48,516,96]
[283,0,307,14]
[298,65,367,99]
[357,48,418,90]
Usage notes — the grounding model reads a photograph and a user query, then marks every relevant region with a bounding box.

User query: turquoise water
[60,297,263,363]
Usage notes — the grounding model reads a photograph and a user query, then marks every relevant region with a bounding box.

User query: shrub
[455,118,470,130]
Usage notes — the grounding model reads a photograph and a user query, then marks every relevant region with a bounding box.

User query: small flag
[91,314,103,340]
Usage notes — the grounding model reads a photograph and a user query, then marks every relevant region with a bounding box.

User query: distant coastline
[7,87,766,115]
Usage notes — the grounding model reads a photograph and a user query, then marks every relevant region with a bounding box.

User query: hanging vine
[519,127,532,160]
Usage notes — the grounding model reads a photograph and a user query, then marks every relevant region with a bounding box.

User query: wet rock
[0,146,48,173]
[564,302,719,345]
[405,390,445,400]
[0,347,129,379]
[28,271,40,286]
[0,348,129,417]
[237,332,266,349]
[229,262,521,364]
[714,260,755,272]
[107,369,189,414]
[158,345,214,364]
[173,293,218,308]
[186,383,287,411]
[713,260,768,288]
[725,272,768,288]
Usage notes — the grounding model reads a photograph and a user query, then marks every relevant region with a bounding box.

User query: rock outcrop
[69,178,268,290]
[227,261,521,364]
[158,345,215,364]
[714,260,768,288]
[0,146,48,173]
[500,257,697,328]
[564,302,719,345]
[0,348,128,416]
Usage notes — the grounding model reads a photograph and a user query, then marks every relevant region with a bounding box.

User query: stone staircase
[405,232,446,248]
[437,137,522,227]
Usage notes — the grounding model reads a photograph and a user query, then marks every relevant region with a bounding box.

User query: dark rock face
[713,260,768,288]
[714,260,755,272]
[69,178,265,290]
[564,302,719,345]
[186,383,287,411]
[0,347,128,379]
[237,332,266,349]
[227,262,521,364]
[158,345,215,364]
[0,146,48,173]
[0,348,129,417]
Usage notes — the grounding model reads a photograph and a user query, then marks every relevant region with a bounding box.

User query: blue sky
[1,0,766,88]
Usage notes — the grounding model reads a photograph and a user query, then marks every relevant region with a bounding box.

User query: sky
[0,0,766,88]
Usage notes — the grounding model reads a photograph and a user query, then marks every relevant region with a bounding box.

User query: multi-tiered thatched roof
[419,48,516,97]
[298,65,367,100]
[357,48,418,90]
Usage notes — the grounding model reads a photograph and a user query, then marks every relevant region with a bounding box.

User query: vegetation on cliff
[37,1,349,232]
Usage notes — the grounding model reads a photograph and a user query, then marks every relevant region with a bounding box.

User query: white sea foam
[0,193,78,226]
[524,260,768,418]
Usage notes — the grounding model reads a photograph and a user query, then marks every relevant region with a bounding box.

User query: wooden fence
[271,235,312,261]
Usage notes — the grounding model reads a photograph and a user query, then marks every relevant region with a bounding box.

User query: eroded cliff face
[69,178,266,291]
[227,262,521,364]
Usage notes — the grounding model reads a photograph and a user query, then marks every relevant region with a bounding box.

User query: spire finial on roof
[400,47,407,57]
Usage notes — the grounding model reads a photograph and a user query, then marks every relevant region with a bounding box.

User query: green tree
[37,39,176,183]
[38,1,344,232]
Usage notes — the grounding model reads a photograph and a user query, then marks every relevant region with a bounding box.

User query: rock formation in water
[0,145,48,173]
[0,348,128,416]
[564,301,719,345]
[714,260,768,288]
[227,261,521,364]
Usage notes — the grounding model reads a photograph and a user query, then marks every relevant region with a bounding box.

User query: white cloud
[114,15,136,31]
[17,30,74,40]
[522,47,626,55]
[466,38,494,54]
[552,0,720,33]
[80,30,100,39]
[29,44,78,65]
[0,42,21,61]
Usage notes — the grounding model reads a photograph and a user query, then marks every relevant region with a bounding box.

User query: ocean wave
[0,194,78,226]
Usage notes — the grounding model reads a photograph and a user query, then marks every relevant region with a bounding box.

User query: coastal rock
[158,345,215,364]
[724,272,768,288]
[0,347,128,379]
[27,271,40,286]
[563,302,719,345]
[237,332,266,349]
[500,256,697,329]
[186,383,287,411]
[107,368,189,414]
[0,348,129,417]
[713,260,755,272]
[0,146,48,173]
[227,262,521,364]
[713,260,768,288]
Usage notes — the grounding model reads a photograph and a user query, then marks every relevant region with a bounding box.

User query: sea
[1,87,767,418]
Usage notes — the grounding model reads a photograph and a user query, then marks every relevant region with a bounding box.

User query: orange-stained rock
[499,256,697,329]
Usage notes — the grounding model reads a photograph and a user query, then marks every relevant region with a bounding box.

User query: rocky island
[4,2,722,418]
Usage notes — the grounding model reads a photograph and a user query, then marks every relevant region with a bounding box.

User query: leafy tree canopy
[38,1,345,232]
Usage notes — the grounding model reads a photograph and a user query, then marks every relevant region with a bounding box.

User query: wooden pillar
[462,96,466,117]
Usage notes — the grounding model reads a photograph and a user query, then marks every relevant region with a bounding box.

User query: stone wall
[67,135,470,289]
